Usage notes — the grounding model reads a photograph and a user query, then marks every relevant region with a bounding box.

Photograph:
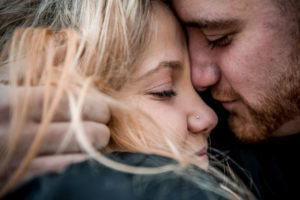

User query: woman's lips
[195,146,208,157]
[194,146,209,168]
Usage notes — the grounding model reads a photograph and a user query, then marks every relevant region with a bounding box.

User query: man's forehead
[172,0,252,23]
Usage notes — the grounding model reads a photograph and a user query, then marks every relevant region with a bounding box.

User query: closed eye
[207,34,233,49]
[148,90,177,99]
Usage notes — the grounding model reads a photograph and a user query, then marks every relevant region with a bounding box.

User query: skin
[172,0,300,142]
[121,1,218,167]
[0,84,111,185]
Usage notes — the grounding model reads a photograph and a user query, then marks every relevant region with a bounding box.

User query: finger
[0,85,111,123]
[21,154,88,183]
[12,121,110,158]
[29,87,112,124]
[80,92,112,124]
[40,121,111,154]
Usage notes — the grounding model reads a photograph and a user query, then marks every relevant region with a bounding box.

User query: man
[171,0,300,199]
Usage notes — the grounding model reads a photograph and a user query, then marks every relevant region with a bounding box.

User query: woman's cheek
[142,102,187,143]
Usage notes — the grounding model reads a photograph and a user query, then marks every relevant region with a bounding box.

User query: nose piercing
[195,115,200,119]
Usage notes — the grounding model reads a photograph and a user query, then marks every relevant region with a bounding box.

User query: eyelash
[149,90,177,99]
[208,35,232,49]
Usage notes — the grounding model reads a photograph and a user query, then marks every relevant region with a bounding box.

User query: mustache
[211,87,241,101]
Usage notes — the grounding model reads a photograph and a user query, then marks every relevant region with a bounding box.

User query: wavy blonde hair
[0,0,255,199]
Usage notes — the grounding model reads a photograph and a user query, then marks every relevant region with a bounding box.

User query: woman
[0,0,255,199]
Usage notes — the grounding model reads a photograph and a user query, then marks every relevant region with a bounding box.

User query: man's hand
[0,84,111,183]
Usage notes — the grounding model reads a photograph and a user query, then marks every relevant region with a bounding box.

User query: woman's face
[121,2,218,167]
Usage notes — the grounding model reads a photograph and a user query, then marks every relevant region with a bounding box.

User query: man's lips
[212,96,238,110]
[220,100,238,109]
[219,99,236,104]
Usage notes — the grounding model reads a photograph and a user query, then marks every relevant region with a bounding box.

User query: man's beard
[213,67,300,143]
[229,89,299,143]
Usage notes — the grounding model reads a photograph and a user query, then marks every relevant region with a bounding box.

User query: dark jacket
[3,153,241,200]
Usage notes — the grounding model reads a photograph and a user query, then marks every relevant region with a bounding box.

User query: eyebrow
[184,18,243,30]
[136,61,182,81]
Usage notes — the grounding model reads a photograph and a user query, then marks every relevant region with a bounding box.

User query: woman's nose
[187,104,218,136]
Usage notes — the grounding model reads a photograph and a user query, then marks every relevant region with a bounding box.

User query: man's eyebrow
[136,61,182,81]
[184,18,242,30]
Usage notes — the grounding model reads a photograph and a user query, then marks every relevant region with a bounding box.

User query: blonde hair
[0,0,255,199]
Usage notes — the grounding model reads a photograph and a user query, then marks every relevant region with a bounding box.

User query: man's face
[173,0,300,142]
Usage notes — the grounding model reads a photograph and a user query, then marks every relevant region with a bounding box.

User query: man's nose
[191,63,220,92]
[188,37,221,91]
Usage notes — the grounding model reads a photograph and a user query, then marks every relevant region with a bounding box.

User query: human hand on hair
[0,83,111,185]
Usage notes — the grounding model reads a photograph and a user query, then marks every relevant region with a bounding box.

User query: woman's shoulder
[3,152,229,200]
